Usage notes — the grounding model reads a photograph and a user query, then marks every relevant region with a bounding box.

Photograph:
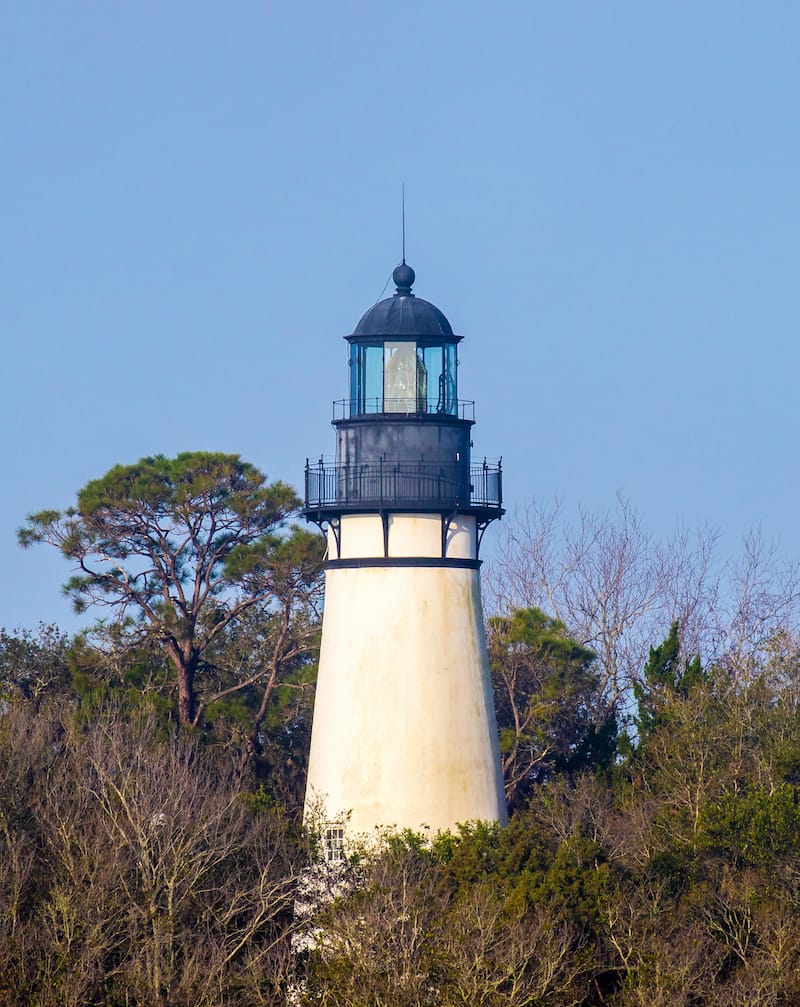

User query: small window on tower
[324,825,345,865]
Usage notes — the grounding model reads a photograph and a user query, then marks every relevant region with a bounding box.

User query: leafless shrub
[600,881,724,1007]
[441,886,589,1007]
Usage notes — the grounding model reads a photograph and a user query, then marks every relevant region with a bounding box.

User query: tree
[488,607,616,810]
[486,496,800,713]
[0,624,71,710]
[18,452,321,728]
[629,621,706,748]
[202,528,324,796]
[485,496,709,710]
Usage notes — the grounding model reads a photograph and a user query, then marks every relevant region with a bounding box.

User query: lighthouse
[303,261,506,857]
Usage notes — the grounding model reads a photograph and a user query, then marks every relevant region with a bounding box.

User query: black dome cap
[350,262,455,338]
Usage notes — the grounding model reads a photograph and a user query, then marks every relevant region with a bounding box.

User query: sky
[1,2,798,633]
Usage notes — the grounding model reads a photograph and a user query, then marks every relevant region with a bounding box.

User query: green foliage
[431,812,604,921]
[20,452,299,608]
[76,451,294,522]
[432,818,536,891]
[489,607,617,809]
[538,833,609,926]
[225,526,324,589]
[632,621,707,746]
[698,784,800,868]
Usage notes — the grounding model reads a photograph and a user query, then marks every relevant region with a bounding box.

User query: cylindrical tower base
[304,540,506,841]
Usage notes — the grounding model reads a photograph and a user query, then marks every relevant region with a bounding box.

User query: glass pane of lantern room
[422,345,443,414]
[384,342,417,413]
[349,344,358,411]
[361,344,383,414]
[417,346,429,412]
[443,344,457,415]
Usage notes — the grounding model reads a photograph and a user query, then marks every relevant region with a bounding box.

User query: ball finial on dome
[393,261,415,296]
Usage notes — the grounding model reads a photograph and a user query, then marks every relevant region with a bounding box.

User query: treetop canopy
[76,452,297,524]
[19,452,301,561]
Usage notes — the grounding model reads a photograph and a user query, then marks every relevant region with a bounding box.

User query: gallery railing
[304,459,502,513]
[332,398,476,421]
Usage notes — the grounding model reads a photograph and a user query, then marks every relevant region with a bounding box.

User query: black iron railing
[332,398,476,421]
[304,460,502,513]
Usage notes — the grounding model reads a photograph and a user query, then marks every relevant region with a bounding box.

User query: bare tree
[600,880,724,1007]
[440,886,589,1007]
[487,494,800,709]
[487,496,684,706]
[0,703,297,1007]
[715,529,800,685]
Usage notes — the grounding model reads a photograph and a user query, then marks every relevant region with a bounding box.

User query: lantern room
[346,262,461,417]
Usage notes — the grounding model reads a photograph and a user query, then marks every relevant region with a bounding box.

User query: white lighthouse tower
[303,261,506,855]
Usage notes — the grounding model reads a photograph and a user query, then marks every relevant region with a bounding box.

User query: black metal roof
[348,262,457,341]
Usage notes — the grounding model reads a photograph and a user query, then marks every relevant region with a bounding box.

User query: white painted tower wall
[305,511,507,841]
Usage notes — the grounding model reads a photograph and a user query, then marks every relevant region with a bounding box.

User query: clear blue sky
[1,2,798,632]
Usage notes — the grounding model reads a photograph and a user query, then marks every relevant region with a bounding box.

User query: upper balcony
[303,458,503,519]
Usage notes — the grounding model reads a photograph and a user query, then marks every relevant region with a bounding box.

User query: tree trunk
[167,643,197,727]
[177,668,194,726]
